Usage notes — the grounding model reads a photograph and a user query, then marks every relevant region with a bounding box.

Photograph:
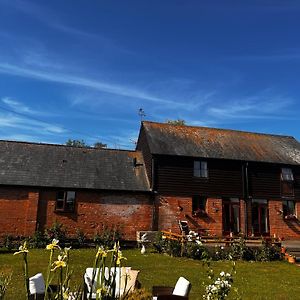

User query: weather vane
[138,108,146,121]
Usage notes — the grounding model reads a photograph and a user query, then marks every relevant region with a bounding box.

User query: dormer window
[194,160,208,178]
[281,168,294,181]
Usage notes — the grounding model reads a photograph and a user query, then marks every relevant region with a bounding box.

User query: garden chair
[83,267,140,299]
[152,276,191,300]
[28,273,58,300]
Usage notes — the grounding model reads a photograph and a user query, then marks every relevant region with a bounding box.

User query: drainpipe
[244,162,249,236]
[151,157,159,231]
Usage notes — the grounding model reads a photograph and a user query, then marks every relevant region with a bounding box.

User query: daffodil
[51,255,67,271]
[115,250,127,266]
[96,246,108,259]
[46,238,61,250]
[13,241,29,255]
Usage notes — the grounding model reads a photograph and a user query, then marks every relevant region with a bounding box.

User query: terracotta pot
[281,247,286,254]
[288,256,296,264]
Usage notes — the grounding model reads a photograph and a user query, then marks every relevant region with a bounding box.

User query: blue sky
[0,0,300,149]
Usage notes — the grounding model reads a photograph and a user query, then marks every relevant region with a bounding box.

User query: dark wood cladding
[155,155,243,197]
[136,126,152,187]
[248,163,281,198]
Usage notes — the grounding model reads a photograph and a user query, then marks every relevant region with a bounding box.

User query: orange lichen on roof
[142,121,300,165]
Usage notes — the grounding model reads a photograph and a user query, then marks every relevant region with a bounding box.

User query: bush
[93,225,122,248]
[0,272,12,300]
[2,235,14,251]
[184,242,209,260]
[228,237,255,261]
[126,288,152,300]
[45,221,67,245]
[75,229,86,248]
[254,241,281,262]
[29,231,47,248]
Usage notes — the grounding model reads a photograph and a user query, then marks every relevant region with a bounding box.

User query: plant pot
[281,247,286,254]
[288,255,296,264]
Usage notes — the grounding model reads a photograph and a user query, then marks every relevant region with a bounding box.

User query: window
[281,168,294,196]
[282,200,296,218]
[281,168,294,181]
[192,196,207,216]
[194,160,208,178]
[56,191,76,212]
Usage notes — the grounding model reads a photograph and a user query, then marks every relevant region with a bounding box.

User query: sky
[0,0,300,149]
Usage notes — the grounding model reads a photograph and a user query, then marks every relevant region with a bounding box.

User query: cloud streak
[0,62,188,107]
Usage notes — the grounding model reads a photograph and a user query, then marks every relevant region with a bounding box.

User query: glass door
[252,199,269,236]
[223,198,240,235]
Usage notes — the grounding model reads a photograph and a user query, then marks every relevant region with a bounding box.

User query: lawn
[1,248,300,299]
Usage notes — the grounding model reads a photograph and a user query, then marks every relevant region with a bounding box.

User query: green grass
[1,248,300,299]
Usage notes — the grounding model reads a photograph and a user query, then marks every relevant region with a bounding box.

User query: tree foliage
[65,139,107,148]
[166,119,186,126]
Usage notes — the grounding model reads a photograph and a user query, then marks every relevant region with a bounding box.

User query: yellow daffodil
[96,247,108,259]
[13,241,29,255]
[51,255,67,271]
[116,250,127,266]
[46,239,61,250]
[96,287,107,295]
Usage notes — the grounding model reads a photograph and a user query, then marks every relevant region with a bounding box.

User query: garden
[1,224,300,299]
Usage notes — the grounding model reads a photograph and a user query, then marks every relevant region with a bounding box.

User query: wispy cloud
[0,62,188,107]
[207,94,295,120]
[2,97,36,114]
[0,111,66,135]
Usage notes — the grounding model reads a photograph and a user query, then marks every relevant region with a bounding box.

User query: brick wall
[156,196,223,236]
[38,190,153,240]
[0,187,38,236]
[269,199,300,239]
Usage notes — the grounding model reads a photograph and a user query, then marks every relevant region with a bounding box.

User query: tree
[166,119,186,126]
[65,139,107,148]
[93,142,107,148]
[65,139,88,147]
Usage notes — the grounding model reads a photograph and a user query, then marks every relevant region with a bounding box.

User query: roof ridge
[142,120,295,139]
[0,139,136,153]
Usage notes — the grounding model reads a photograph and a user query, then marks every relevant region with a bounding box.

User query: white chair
[152,276,191,300]
[29,273,45,300]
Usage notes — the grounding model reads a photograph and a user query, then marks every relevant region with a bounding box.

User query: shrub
[93,225,122,248]
[29,230,47,248]
[184,242,209,260]
[75,229,86,248]
[3,235,14,251]
[228,237,254,261]
[254,241,281,262]
[45,221,67,245]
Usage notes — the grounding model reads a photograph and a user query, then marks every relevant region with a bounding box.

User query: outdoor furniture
[28,273,57,300]
[83,267,140,299]
[152,276,191,300]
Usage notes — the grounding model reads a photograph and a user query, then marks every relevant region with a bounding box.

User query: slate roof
[141,121,300,165]
[0,141,150,191]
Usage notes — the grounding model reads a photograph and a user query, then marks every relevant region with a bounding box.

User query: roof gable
[142,121,300,165]
[0,141,150,191]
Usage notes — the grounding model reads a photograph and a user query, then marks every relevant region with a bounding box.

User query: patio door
[223,198,240,235]
[252,199,269,236]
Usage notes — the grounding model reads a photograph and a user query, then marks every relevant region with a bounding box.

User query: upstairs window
[281,168,294,181]
[192,196,207,216]
[194,160,208,178]
[281,168,294,197]
[56,191,76,212]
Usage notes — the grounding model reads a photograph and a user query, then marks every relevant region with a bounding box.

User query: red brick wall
[0,187,38,237]
[269,199,300,239]
[156,196,223,236]
[38,190,153,240]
